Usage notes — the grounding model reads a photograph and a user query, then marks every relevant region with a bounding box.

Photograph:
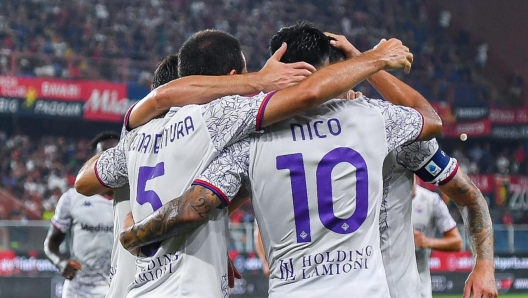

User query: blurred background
[0,0,527,297]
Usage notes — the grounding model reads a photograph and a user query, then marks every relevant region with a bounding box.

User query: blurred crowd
[445,141,528,176]
[0,0,516,105]
[0,131,527,226]
[0,0,526,226]
[0,132,89,221]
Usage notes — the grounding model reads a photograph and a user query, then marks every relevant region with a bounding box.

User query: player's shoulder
[318,97,386,114]
[206,92,267,106]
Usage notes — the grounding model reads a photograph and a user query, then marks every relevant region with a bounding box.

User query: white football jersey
[197,97,424,297]
[95,92,273,298]
[52,188,114,298]
[412,186,457,298]
[380,139,458,298]
[106,185,136,298]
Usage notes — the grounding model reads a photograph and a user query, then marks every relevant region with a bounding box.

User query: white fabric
[412,186,457,298]
[95,93,271,297]
[197,97,423,297]
[106,185,136,298]
[51,188,114,298]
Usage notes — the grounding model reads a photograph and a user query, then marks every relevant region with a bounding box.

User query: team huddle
[43,23,498,298]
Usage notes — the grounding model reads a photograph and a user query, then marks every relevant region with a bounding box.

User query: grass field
[433,295,527,298]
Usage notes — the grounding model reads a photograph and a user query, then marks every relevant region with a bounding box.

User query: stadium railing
[0,221,525,255]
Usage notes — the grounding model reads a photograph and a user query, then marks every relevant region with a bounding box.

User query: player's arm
[121,142,249,252]
[228,186,250,217]
[44,226,82,280]
[413,225,462,251]
[416,193,462,252]
[120,185,225,251]
[438,171,497,298]
[327,33,442,141]
[254,222,270,277]
[128,44,316,129]
[75,139,128,196]
[397,140,497,297]
[259,38,414,128]
[43,190,82,280]
[75,153,105,195]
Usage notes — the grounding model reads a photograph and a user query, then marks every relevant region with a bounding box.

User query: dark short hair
[269,22,345,68]
[90,131,120,151]
[328,37,347,64]
[152,54,179,89]
[178,29,245,77]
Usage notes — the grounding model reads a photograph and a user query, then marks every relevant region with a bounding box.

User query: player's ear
[229,69,237,76]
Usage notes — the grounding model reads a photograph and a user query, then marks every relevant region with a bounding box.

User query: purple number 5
[277,147,368,243]
[137,162,165,211]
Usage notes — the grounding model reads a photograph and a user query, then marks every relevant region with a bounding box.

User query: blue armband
[415,148,452,184]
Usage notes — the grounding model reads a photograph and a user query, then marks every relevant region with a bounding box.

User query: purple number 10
[276,147,368,243]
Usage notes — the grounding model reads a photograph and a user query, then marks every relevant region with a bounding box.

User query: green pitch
[434,294,527,298]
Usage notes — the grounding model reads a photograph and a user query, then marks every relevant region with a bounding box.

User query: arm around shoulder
[75,153,110,196]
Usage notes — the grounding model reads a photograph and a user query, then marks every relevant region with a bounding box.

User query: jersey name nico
[290,118,342,141]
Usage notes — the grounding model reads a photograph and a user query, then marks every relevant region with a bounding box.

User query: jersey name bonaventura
[196,97,424,298]
[51,188,114,297]
[95,92,274,298]
[380,139,458,298]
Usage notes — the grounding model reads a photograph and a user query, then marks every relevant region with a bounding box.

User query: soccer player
[79,36,316,298]
[118,24,441,297]
[104,55,179,298]
[102,52,298,297]
[325,34,497,298]
[77,29,416,297]
[412,183,463,298]
[44,131,119,298]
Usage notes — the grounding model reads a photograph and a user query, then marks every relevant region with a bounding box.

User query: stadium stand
[0,0,526,232]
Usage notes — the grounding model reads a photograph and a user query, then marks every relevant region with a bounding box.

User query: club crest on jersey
[415,205,423,213]
[425,161,441,176]
[83,201,92,207]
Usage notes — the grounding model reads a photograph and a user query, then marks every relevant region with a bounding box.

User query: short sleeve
[364,98,423,152]
[123,102,137,132]
[51,189,74,233]
[432,194,457,233]
[95,138,129,189]
[201,91,277,150]
[396,139,459,185]
[193,140,251,207]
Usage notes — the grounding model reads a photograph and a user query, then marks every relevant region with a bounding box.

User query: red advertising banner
[490,108,528,124]
[0,76,130,122]
[429,250,474,273]
[421,173,527,210]
[82,84,129,122]
[469,174,495,194]
[442,119,491,137]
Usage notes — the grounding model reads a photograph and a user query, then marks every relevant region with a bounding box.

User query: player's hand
[258,43,316,91]
[120,212,140,255]
[228,257,242,288]
[371,38,413,73]
[325,32,361,58]
[463,260,498,298]
[57,259,82,280]
[346,90,363,100]
[123,211,135,230]
[413,229,430,248]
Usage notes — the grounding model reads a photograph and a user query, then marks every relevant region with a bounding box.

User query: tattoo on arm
[441,171,494,262]
[120,185,221,250]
